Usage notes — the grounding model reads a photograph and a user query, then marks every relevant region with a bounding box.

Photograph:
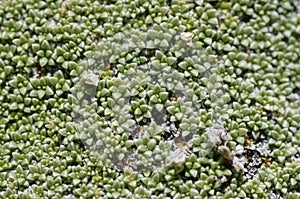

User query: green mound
[1,0,300,198]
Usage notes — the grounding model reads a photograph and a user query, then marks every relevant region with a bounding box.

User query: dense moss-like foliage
[1,0,300,198]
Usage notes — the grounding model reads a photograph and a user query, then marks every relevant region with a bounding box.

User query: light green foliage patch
[0,0,300,198]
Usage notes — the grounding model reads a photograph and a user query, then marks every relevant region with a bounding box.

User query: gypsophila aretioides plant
[70,24,230,173]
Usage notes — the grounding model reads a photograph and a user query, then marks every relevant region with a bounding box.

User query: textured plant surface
[1,0,300,198]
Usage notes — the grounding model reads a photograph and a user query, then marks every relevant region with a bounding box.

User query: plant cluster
[1,0,300,198]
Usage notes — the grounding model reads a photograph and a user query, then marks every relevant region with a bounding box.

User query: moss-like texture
[1,0,300,198]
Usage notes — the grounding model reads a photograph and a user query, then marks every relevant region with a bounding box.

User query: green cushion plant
[1,0,300,198]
